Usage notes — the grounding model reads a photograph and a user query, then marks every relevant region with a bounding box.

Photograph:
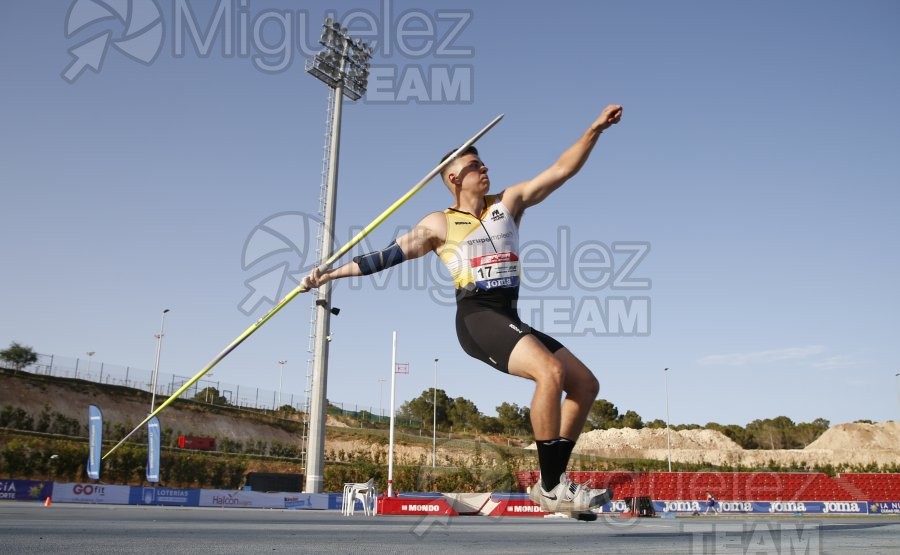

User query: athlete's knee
[585,372,600,399]
[533,357,565,390]
[566,368,599,400]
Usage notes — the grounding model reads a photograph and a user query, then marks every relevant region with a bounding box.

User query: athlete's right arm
[395,211,445,260]
[303,211,445,290]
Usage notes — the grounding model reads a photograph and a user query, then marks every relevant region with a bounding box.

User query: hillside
[568,423,900,467]
[0,370,506,469]
[0,370,303,445]
[3,370,898,470]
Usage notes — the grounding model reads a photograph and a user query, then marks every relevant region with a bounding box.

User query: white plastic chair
[342,478,377,516]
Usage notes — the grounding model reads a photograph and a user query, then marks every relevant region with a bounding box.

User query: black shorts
[455,291,564,373]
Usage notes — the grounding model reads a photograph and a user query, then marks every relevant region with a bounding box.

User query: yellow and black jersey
[440,194,565,371]
[437,194,520,294]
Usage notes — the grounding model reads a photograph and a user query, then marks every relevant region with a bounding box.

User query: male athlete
[303,104,623,514]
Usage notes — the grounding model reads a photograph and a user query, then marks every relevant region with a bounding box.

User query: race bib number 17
[471,252,519,290]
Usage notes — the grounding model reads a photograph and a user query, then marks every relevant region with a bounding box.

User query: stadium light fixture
[303,19,374,494]
[305,19,373,101]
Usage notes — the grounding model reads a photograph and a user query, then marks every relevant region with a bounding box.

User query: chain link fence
[23,353,387,419]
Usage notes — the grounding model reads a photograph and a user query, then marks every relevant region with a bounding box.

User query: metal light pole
[433,358,439,468]
[664,367,672,472]
[379,378,385,419]
[304,18,373,494]
[277,360,287,408]
[48,453,59,482]
[150,309,170,413]
[84,351,95,380]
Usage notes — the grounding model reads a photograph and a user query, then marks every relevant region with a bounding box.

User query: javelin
[102,113,504,459]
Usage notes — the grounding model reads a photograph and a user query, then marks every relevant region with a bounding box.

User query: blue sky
[2,0,898,428]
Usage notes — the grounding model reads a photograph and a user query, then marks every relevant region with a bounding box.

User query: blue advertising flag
[146,416,160,483]
[87,405,103,480]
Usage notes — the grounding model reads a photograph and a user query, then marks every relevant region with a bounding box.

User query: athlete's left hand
[593,104,623,132]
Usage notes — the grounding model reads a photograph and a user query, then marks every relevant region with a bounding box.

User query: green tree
[0,342,38,373]
[747,416,797,449]
[193,387,229,405]
[587,399,619,430]
[495,402,530,436]
[794,418,830,447]
[619,410,644,429]
[645,419,667,429]
[478,415,503,434]
[399,389,452,429]
[448,397,481,433]
[706,422,751,448]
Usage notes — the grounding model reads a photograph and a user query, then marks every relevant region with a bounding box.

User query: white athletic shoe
[529,473,612,513]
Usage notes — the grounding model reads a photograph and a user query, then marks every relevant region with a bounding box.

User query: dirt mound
[545,423,899,468]
[574,428,741,452]
[805,421,900,451]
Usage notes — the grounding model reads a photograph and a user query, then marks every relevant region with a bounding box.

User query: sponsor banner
[200,489,284,509]
[196,490,331,509]
[481,493,546,517]
[327,492,344,510]
[52,482,131,504]
[283,493,331,510]
[131,486,200,506]
[596,499,644,513]
[767,501,869,515]
[0,479,52,502]
[378,496,458,516]
[146,417,160,483]
[597,500,870,515]
[869,501,900,514]
[86,405,102,480]
[483,499,546,517]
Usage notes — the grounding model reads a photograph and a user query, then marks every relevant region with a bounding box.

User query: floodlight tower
[304,18,373,494]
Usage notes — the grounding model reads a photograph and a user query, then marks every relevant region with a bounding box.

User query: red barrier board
[481,498,548,517]
[377,496,457,516]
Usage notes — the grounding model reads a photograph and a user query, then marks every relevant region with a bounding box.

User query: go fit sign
[72,484,104,495]
[52,482,131,504]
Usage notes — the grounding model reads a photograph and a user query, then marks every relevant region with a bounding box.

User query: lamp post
[433,358,439,469]
[150,309,170,413]
[304,18,373,494]
[277,360,287,409]
[379,378,385,420]
[48,453,59,482]
[895,372,899,419]
[664,367,672,472]
[83,351,95,379]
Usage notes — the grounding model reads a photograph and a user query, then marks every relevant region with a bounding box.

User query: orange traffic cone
[44,497,52,507]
